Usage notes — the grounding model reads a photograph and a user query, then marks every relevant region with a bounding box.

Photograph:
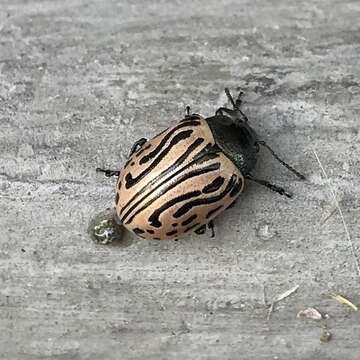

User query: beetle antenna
[257,141,306,180]
[235,90,244,109]
[96,168,120,177]
[245,174,292,198]
[224,88,249,122]
[224,88,236,108]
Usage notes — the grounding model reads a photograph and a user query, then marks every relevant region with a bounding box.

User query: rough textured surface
[1,1,360,359]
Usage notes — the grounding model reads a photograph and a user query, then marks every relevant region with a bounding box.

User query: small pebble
[297,307,322,320]
[320,328,332,343]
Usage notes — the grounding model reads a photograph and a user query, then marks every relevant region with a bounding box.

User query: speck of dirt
[255,222,278,240]
[320,328,332,343]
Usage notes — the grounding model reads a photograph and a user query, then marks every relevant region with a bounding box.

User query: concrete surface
[1,0,360,359]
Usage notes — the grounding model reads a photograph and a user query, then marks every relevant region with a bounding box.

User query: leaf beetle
[97,88,305,240]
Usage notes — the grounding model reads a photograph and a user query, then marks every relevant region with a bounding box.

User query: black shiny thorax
[205,114,258,176]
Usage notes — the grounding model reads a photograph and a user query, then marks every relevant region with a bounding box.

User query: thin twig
[328,293,358,311]
[321,207,337,226]
[262,284,268,307]
[267,284,299,321]
[313,149,360,278]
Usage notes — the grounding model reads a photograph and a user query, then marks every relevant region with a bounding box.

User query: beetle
[97,88,305,240]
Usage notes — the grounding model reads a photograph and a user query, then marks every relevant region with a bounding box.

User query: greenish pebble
[88,208,133,247]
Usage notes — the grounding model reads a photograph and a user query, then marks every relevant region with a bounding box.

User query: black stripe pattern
[181,214,197,226]
[139,120,200,164]
[121,137,206,221]
[206,205,223,219]
[172,175,237,219]
[202,176,225,193]
[117,118,244,240]
[148,191,202,228]
[125,129,194,189]
[124,162,221,225]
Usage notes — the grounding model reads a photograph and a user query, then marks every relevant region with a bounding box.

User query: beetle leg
[129,138,147,157]
[245,174,293,198]
[257,141,306,180]
[96,168,120,177]
[194,224,207,235]
[184,106,202,121]
[207,220,215,238]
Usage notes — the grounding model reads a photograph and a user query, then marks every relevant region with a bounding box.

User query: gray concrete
[1,0,360,359]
